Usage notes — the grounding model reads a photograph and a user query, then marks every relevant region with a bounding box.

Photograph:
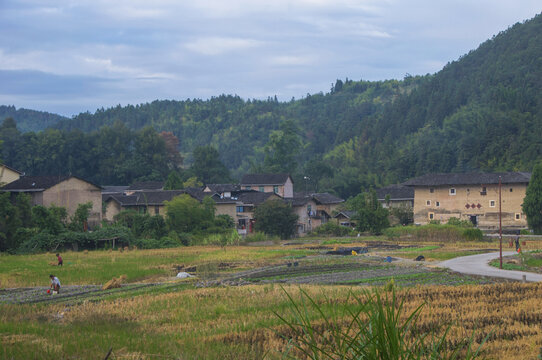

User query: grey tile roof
[403,172,531,187]
[236,191,278,205]
[2,175,101,191]
[292,192,344,205]
[240,173,292,185]
[102,186,129,194]
[334,210,357,219]
[376,184,414,200]
[204,184,240,193]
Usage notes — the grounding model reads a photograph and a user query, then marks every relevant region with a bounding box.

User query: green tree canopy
[191,145,231,184]
[165,194,214,234]
[253,199,298,239]
[348,190,389,235]
[522,163,542,234]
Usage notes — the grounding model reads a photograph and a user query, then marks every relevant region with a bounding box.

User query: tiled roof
[292,192,344,205]
[240,173,292,185]
[102,185,129,194]
[376,184,414,200]
[104,189,236,206]
[2,175,101,191]
[403,172,531,187]
[334,210,357,219]
[127,181,164,191]
[204,184,240,193]
[236,191,278,205]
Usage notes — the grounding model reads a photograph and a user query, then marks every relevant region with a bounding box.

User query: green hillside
[1,13,541,198]
[0,105,68,132]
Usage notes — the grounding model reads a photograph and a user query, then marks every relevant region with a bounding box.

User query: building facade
[403,172,531,230]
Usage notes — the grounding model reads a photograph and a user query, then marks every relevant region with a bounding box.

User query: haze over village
[2,2,542,359]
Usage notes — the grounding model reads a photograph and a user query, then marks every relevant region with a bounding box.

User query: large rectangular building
[403,172,531,230]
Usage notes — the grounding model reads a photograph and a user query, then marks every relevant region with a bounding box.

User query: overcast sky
[0,1,540,117]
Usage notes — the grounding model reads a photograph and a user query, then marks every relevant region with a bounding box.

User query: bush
[312,222,353,237]
[447,217,474,228]
[384,224,482,242]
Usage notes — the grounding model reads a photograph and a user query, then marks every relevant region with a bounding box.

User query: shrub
[312,222,353,237]
[384,224,482,242]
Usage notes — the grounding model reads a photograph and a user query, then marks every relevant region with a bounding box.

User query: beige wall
[215,203,237,220]
[413,183,528,229]
[43,178,102,226]
[104,200,121,222]
[244,177,294,198]
[0,166,21,185]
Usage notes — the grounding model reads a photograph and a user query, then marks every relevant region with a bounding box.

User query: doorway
[469,215,478,226]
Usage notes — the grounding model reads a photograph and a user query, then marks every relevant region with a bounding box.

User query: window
[515,213,521,220]
[245,186,251,190]
[480,186,487,195]
[510,188,513,192]
[489,200,495,207]
[449,188,456,195]
[259,186,264,192]
[154,206,160,215]
[429,188,434,193]
[426,200,431,206]
[428,212,434,220]
[236,206,244,213]
[273,186,279,194]
[436,201,440,207]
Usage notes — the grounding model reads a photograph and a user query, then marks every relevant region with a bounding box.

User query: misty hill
[0,105,68,132]
[1,13,541,198]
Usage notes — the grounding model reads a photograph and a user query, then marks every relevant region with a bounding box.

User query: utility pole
[499,175,502,269]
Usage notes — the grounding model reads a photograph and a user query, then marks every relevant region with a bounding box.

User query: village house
[0,164,24,186]
[376,184,414,209]
[334,210,357,228]
[289,192,344,235]
[240,173,294,198]
[403,172,531,230]
[2,175,102,227]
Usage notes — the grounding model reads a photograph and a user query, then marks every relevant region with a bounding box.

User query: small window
[429,188,434,193]
[510,188,513,192]
[489,200,495,207]
[428,212,434,220]
[515,213,521,220]
[154,206,160,215]
[426,200,431,206]
[436,201,440,207]
[273,186,279,193]
[259,186,264,192]
[245,186,251,190]
[449,188,456,195]
[236,206,244,213]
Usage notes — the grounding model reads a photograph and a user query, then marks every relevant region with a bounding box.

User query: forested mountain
[0,105,68,132]
[1,13,541,198]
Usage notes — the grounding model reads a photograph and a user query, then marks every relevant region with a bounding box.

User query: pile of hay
[102,274,127,290]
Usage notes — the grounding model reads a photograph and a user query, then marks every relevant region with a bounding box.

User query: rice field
[2,239,542,359]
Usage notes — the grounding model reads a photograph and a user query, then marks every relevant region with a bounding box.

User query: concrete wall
[43,177,102,227]
[413,183,528,229]
[0,166,21,185]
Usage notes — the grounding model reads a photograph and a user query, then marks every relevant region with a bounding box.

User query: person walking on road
[515,236,521,253]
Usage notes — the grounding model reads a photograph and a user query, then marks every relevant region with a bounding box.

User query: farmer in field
[56,253,63,266]
[49,274,61,293]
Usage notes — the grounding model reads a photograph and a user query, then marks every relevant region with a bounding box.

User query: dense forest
[1,13,541,199]
[0,105,68,132]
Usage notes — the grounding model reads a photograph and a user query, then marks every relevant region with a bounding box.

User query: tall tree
[263,120,301,174]
[348,190,389,235]
[191,145,231,184]
[523,163,542,234]
[253,199,298,239]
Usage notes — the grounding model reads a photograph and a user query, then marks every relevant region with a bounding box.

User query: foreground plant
[274,286,487,359]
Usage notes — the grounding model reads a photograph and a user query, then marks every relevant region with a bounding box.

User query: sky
[0,1,540,117]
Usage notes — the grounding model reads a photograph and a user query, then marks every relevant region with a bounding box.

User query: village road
[438,251,542,282]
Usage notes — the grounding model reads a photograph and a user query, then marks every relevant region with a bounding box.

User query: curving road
[438,251,542,282]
